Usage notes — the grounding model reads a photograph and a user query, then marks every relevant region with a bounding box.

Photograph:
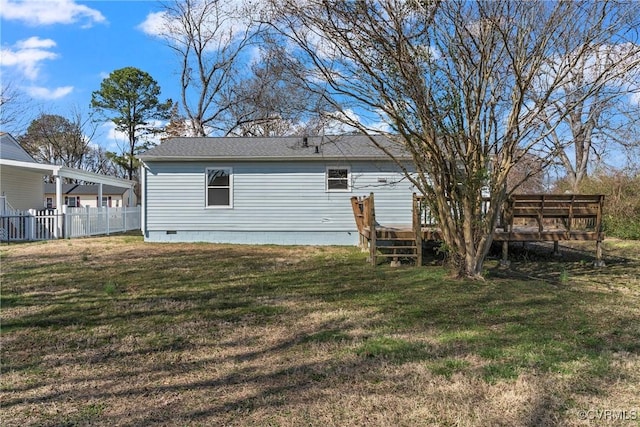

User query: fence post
[86,205,90,236]
[62,205,67,239]
[28,209,35,240]
[105,204,110,235]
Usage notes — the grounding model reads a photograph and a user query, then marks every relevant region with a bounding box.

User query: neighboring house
[1,132,135,213]
[138,135,417,245]
[43,183,131,209]
[0,132,45,211]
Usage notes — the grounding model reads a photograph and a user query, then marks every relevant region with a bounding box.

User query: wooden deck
[360,225,604,243]
[351,193,605,266]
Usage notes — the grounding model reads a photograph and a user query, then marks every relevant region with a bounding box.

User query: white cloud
[137,11,166,36]
[99,122,127,152]
[138,0,256,47]
[320,108,392,135]
[0,0,106,27]
[25,85,73,100]
[16,36,57,49]
[0,37,58,80]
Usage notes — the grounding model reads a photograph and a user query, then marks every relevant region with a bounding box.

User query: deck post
[368,193,376,266]
[501,241,510,267]
[594,240,605,267]
[553,241,561,257]
[413,193,423,267]
[594,195,605,267]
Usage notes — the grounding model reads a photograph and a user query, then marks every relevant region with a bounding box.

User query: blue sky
[1,0,183,150]
[1,0,636,169]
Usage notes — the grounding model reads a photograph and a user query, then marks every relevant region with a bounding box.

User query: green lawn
[1,236,639,426]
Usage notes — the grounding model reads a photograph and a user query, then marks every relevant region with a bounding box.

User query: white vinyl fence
[0,210,59,241]
[0,206,141,242]
[65,206,141,238]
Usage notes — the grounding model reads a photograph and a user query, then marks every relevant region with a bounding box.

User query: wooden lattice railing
[503,194,604,233]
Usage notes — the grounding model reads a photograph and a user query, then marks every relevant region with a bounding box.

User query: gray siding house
[138,135,417,245]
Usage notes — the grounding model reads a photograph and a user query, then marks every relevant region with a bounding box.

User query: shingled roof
[0,132,38,163]
[138,135,411,161]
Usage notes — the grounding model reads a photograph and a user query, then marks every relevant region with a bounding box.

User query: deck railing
[350,192,606,267]
[503,194,604,232]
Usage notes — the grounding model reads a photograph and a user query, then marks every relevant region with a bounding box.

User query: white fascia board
[0,159,60,174]
[57,167,134,188]
[0,159,134,188]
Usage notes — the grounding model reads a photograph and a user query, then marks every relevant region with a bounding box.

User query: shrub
[556,170,640,239]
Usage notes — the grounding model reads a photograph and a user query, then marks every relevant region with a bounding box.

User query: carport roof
[0,133,134,188]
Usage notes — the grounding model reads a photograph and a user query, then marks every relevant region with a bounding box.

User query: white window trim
[326,166,351,192]
[205,167,233,209]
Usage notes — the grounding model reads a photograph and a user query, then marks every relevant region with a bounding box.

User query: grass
[1,237,640,426]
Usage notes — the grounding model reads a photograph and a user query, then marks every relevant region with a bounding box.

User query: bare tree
[19,111,90,178]
[533,18,640,192]
[269,0,639,278]
[0,81,33,135]
[224,43,330,136]
[157,0,260,136]
[87,146,123,176]
[16,107,121,181]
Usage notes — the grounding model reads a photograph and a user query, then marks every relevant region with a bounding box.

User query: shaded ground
[1,236,639,426]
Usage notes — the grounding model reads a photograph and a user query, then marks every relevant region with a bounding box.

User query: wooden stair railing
[351,192,422,266]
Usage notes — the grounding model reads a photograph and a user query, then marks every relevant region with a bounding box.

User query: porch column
[98,183,103,208]
[54,175,63,238]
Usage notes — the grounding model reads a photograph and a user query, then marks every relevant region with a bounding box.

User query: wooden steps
[372,233,419,267]
[350,192,424,267]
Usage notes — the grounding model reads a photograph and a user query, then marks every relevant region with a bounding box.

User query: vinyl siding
[0,166,44,210]
[144,160,416,244]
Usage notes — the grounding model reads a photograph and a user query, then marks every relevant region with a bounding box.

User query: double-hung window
[65,196,80,207]
[206,168,232,208]
[326,166,351,192]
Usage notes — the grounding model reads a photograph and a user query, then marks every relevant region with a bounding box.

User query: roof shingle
[138,135,410,161]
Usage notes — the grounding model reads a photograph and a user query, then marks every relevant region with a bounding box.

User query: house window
[46,198,53,209]
[65,196,79,207]
[97,196,112,207]
[326,167,351,192]
[206,168,232,207]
